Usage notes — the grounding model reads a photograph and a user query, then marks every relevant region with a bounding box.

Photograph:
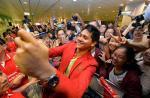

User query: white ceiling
[0,0,145,22]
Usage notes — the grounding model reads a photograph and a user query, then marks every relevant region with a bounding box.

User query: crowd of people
[0,12,149,98]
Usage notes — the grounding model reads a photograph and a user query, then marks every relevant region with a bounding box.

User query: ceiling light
[120,3,124,7]
[129,0,133,1]
[24,12,30,16]
[73,0,77,2]
[112,10,115,12]
[98,6,101,8]
[23,1,28,4]
[60,6,63,9]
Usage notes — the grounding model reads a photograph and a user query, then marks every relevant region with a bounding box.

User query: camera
[23,15,31,24]
[52,16,57,23]
[66,21,75,31]
[72,15,78,21]
[132,3,150,27]
[134,15,144,22]
[131,4,150,38]
[131,14,144,27]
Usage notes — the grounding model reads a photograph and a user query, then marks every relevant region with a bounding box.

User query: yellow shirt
[64,57,78,77]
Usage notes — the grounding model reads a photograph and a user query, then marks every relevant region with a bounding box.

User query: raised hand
[14,29,55,80]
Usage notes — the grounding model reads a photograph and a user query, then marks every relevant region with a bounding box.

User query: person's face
[133,28,143,40]
[109,39,117,52]
[0,45,6,54]
[57,30,66,40]
[5,34,12,40]
[143,48,150,64]
[0,72,9,95]
[76,29,96,50]
[112,48,127,67]
[48,33,52,38]
[105,29,114,39]
[100,25,106,33]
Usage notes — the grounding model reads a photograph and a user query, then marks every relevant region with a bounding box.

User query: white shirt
[109,68,127,87]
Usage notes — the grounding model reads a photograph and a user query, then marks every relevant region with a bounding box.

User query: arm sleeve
[49,42,69,58]
[123,74,142,98]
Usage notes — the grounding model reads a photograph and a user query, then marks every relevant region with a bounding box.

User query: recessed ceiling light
[120,3,124,7]
[112,10,115,12]
[98,6,101,8]
[24,12,30,16]
[73,0,77,2]
[23,1,28,4]
[129,0,133,1]
[60,6,63,9]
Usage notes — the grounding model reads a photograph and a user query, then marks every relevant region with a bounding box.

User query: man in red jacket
[14,25,100,98]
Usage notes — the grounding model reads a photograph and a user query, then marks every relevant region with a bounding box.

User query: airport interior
[0,0,150,98]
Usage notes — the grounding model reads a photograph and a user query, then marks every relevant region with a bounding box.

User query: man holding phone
[14,25,100,98]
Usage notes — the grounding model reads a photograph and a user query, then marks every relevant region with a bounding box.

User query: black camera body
[72,15,78,21]
[132,22,143,28]
[66,21,75,31]
[134,15,144,22]
[132,15,144,28]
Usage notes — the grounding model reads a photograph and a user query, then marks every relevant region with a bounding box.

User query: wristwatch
[47,74,59,88]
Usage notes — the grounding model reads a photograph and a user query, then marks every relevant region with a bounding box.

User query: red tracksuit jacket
[44,42,98,98]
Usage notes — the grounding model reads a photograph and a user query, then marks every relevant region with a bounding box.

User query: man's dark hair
[131,26,144,34]
[0,70,2,75]
[6,29,11,32]
[84,24,100,43]
[2,32,9,38]
[0,38,5,45]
